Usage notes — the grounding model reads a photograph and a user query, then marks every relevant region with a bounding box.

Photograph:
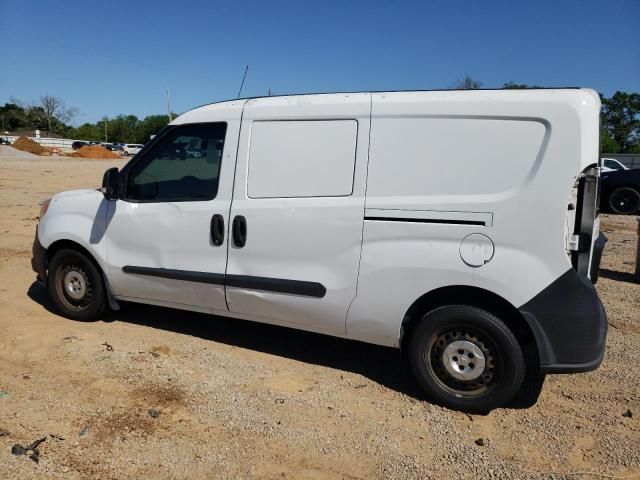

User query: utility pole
[103,116,108,143]
[166,85,172,122]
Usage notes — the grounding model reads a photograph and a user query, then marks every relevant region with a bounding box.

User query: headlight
[39,198,51,220]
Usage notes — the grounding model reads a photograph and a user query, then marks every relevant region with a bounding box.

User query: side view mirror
[101,167,120,200]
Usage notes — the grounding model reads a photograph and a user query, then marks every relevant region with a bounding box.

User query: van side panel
[225,94,371,335]
[367,117,547,198]
[347,90,601,347]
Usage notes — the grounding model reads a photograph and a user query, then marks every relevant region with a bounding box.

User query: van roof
[174,87,597,125]
[190,86,583,111]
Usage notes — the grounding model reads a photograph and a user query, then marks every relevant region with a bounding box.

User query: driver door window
[126,123,227,202]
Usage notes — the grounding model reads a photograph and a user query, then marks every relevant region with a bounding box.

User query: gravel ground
[0,148,639,479]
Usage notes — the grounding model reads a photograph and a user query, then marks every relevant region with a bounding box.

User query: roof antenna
[237,65,249,99]
[166,84,172,122]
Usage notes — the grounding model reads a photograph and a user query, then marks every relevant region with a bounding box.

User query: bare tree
[27,95,78,135]
[454,75,483,90]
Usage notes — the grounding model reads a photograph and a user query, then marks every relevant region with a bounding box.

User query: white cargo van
[32,89,607,411]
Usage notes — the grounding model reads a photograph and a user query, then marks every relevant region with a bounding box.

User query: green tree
[26,95,78,135]
[600,130,619,154]
[135,115,171,143]
[600,91,640,153]
[0,101,28,131]
[122,115,140,143]
[70,123,102,141]
[96,117,109,142]
[502,81,543,89]
[454,75,482,89]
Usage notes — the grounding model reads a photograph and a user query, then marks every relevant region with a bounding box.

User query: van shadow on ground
[27,281,541,409]
[26,281,425,400]
[599,268,638,284]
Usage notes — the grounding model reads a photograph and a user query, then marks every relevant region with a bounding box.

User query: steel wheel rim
[55,264,92,311]
[425,325,502,397]
[63,270,87,300]
[442,340,486,381]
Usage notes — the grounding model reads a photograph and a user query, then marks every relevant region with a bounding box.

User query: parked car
[0,138,10,145]
[600,168,640,214]
[122,144,144,156]
[71,141,88,150]
[32,89,607,412]
[601,157,628,173]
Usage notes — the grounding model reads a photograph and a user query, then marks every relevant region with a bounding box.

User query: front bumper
[519,268,608,374]
[31,226,47,284]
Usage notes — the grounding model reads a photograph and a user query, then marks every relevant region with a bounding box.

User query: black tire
[47,248,106,321]
[408,305,525,412]
[509,368,545,409]
[608,186,640,215]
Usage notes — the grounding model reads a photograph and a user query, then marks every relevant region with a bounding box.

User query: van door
[105,116,240,312]
[225,94,371,334]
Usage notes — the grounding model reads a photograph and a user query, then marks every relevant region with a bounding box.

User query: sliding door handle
[232,215,247,248]
[210,214,225,246]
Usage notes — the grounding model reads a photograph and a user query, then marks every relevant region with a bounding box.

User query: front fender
[38,189,112,277]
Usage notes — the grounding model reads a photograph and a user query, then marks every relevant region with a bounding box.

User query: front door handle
[232,215,247,248]
[211,214,225,246]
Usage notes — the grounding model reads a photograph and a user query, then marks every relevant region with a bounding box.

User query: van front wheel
[408,305,525,412]
[48,249,106,321]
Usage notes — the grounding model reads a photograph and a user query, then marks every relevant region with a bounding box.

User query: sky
[1,0,638,125]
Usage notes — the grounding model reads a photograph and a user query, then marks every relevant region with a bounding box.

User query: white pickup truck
[32,89,607,412]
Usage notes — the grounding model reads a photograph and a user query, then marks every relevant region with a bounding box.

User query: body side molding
[364,216,485,226]
[122,266,225,285]
[226,274,326,298]
[122,266,326,298]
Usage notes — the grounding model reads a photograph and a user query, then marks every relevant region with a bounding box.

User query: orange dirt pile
[71,145,120,159]
[11,137,51,155]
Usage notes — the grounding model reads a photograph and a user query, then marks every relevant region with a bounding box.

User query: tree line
[0,95,173,145]
[2,84,639,153]
[455,77,640,154]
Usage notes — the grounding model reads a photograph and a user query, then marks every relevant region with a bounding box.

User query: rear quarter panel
[347,89,601,347]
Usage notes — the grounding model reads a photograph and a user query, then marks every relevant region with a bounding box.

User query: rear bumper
[31,226,47,284]
[519,268,607,374]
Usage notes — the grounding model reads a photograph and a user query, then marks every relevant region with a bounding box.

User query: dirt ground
[0,146,639,480]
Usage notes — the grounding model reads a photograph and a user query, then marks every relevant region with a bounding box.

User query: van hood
[44,188,108,226]
[37,187,111,251]
[52,188,103,200]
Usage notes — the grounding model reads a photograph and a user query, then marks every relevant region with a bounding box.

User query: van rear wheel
[48,249,106,321]
[408,305,525,412]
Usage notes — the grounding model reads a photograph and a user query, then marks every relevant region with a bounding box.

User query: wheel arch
[400,285,539,366]
[46,239,106,276]
[46,239,120,312]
